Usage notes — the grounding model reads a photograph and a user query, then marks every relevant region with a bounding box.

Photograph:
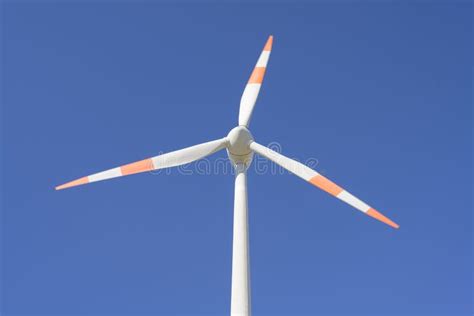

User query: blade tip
[366,208,399,230]
[55,176,89,191]
[264,35,273,51]
[55,183,68,190]
[55,184,69,191]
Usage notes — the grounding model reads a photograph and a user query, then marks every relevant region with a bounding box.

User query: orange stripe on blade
[263,35,273,51]
[309,174,343,196]
[248,67,266,84]
[55,176,89,190]
[120,158,154,176]
[366,208,399,229]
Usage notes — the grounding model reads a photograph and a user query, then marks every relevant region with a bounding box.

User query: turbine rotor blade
[238,36,273,127]
[250,142,399,229]
[56,138,228,190]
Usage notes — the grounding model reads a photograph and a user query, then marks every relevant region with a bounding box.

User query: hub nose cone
[227,126,254,156]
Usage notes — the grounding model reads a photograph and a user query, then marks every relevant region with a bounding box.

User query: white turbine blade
[56,138,228,190]
[250,142,399,229]
[231,163,250,316]
[238,36,273,127]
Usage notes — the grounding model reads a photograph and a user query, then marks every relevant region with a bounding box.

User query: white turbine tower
[56,36,399,316]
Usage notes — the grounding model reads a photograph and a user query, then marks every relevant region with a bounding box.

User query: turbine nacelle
[226,126,254,167]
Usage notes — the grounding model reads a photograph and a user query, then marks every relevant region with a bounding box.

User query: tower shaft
[231,163,251,316]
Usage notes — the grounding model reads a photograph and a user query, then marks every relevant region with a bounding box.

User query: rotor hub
[226,126,254,167]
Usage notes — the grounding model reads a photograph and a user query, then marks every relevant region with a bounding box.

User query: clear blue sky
[2,2,472,315]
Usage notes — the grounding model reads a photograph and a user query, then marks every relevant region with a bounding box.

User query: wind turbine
[56,35,399,316]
